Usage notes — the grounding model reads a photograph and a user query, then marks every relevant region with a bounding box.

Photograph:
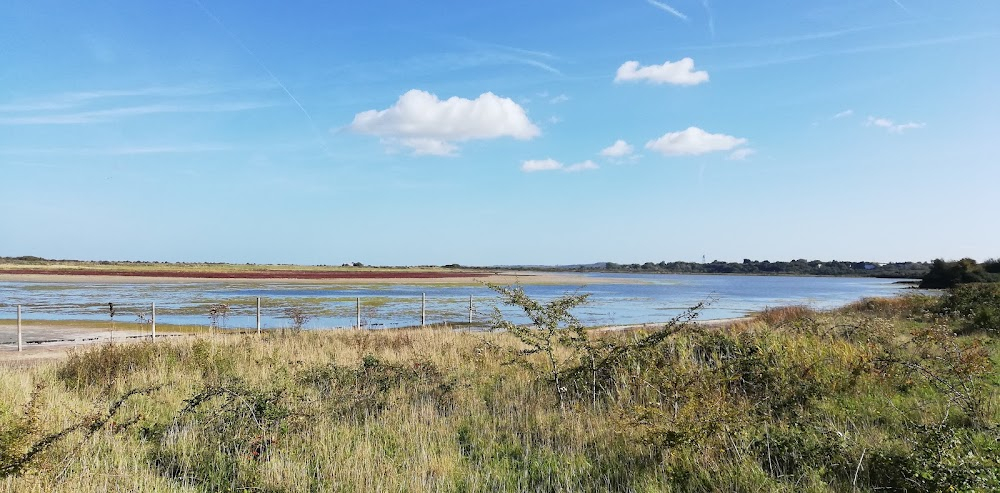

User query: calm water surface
[0,273,915,329]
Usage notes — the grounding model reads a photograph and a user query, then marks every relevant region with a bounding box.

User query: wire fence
[0,293,499,351]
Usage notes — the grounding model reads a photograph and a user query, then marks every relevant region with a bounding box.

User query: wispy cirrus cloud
[701,0,715,38]
[0,144,234,156]
[719,32,997,70]
[727,148,756,160]
[890,0,911,14]
[0,101,277,125]
[832,109,854,119]
[866,116,925,133]
[521,158,598,173]
[444,37,563,76]
[645,0,689,21]
[0,82,275,113]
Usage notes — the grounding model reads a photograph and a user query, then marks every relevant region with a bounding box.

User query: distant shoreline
[0,270,624,286]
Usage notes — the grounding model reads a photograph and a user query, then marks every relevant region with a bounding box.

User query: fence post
[151,302,156,341]
[256,297,261,335]
[357,297,361,330]
[469,295,474,324]
[17,305,22,352]
[421,293,426,327]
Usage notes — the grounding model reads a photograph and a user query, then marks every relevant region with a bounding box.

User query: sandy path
[0,323,188,365]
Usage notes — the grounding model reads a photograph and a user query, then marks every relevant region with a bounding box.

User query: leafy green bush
[920,258,1000,289]
[941,283,1000,334]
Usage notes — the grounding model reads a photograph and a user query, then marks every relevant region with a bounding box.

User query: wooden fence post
[151,302,156,341]
[17,305,22,352]
[421,293,426,327]
[469,295,474,324]
[256,297,261,335]
[357,297,361,329]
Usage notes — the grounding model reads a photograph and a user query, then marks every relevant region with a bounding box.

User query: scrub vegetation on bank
[0,287,997,492]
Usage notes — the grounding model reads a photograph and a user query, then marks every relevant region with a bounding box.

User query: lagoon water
[0,273,914,330]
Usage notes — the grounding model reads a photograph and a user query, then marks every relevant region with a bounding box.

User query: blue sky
[1,0,997,265]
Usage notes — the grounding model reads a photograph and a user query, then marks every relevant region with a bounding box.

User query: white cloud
[832,109,854,119]
[646,127,748,156]
[645,0,689,21]
[600,139,634,158]
[614,58,709,86]
[549,94,570,104]
[399,138,458,156]
[521,158,598,173]
[521,158,564,172]
[866,115,925,133]
[727,148,756,160]
[349,89,540,156]
[565,160,599,172]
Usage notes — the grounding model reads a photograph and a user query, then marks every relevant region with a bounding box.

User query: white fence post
[356,297,361,330]
[17,305,22,352]
[469,295,474,324]
[151,302,156,341]
[256,297,261,335]
[421,293,426,327]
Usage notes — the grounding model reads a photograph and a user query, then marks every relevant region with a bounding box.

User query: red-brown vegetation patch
[0,268,485,280]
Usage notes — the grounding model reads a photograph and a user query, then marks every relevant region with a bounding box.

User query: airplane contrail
[646,0,689,21]
[190,0,332,155]
[702,0,715,39]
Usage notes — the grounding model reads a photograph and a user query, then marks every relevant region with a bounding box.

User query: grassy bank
[0,292,997,491]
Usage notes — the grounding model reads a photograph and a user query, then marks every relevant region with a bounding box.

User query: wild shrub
[57,342,158,390]
[297,355,454,419]
[281,306,311,334]
[189,338,238,382]
[841,294,939,320]
[151,381,295,491]
[877,324,995,428]
[940,283,1000,334]
[488,284,592,409]
[866,423,1000,491]
[1,384,160,477]
[752,305,818,329]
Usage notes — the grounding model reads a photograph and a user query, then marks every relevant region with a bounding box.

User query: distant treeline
[919,258,1000,288]
[545,259,929,278]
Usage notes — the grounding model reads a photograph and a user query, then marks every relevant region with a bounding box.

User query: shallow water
[0,273,914,330]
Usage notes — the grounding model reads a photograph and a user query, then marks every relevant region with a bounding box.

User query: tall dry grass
[0,294,996,492]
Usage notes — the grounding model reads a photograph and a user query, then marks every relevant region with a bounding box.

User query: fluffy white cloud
[614,58,709,86]
[600,139,634,158]
[349,89,540,155]
[727,148,756,160]
[645,127,747,156]
[866,116,925,134]
[521,158,598,173]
